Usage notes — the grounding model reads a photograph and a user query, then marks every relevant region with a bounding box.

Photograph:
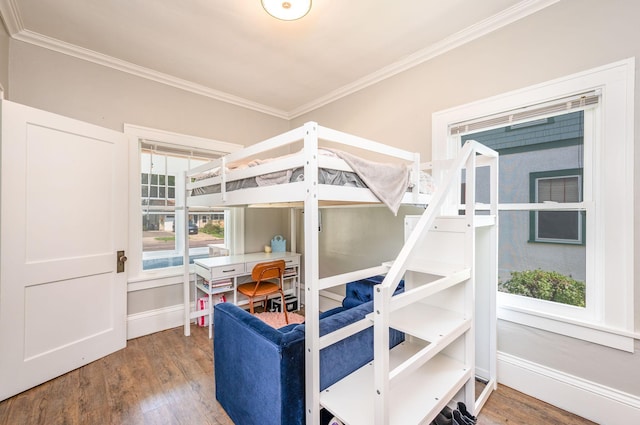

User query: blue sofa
[213,276,404,425]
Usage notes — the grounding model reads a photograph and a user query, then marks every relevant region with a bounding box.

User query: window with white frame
[461,111,587,310]
[432,59,635,352]
[140,145,226,271]
[124,125,243,282]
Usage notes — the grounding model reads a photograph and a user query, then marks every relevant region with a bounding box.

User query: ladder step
[318,265,389,291]
[388,304,470,344]
[405,260,468,277]
[389,268,471,312]
[383,260,468,277]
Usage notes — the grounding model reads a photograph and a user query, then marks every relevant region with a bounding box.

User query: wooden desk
[189,252,301,337]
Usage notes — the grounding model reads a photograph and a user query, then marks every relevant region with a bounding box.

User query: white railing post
[373,283,391,425]
[304,122,321,425]
[181,170,191,336]
[464,146,477,409]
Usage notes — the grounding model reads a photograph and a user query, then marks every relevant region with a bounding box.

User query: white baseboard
[498,351,640,424]
[127,304,185,340]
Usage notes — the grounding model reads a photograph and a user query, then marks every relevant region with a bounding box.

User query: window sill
[527,239,584,246]
[128,266,193,292]
[497,304,636,353]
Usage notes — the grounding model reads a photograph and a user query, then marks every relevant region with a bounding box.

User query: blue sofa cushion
[342,275,405,309]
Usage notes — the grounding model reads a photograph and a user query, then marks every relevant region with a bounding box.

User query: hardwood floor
[0,325,596,425]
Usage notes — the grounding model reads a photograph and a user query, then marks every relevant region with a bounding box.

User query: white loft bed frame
[181,121,498,425]
[184,123,428,209]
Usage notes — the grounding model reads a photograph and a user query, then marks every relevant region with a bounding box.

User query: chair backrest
[251,259,285,282]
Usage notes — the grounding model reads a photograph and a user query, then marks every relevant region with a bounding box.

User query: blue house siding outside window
[462,111,586,300]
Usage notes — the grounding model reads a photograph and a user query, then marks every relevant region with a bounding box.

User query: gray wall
[8,41,289,143]
[245,208,291,254]
[0,19,8,94]
[291,0,640,399]
[294,205,424,278]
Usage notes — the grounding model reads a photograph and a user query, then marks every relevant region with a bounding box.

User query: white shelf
[195,282,233,295]
[435,214,496,228]
[474,215,496,227]
[384,260,469,278]
[321,342,472,425]
[389,303,470,343]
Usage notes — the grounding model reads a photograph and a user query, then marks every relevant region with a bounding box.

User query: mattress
[189,148,434,213]
[191,167,367,196]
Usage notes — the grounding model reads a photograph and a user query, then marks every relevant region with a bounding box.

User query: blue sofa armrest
[214,303,306,425]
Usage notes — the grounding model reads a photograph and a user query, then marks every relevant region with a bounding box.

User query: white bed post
[290,207,300,303]
[181,170,191,336]
[464,147,477,410]
[411,152,421,203]
[220,156,227,203]
[303,122,321,425]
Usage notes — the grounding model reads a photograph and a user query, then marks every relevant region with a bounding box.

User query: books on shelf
[201,279,233,291]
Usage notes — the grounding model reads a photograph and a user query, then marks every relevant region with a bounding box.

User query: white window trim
[124,124,243,290]
[432,58,635,351]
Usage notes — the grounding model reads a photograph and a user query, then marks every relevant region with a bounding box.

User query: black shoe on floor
[433,412,459,425]
[453,409,473,425]
[456,402,477,424]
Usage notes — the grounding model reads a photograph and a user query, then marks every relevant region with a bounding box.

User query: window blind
[140,140,223,161]
[449,90,600,135]
[538,177,580,203]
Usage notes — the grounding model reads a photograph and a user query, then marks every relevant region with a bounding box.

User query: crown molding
[12,29,290,119]
[0,0,23,35]
[288,0,561,118]
[0,0,560,120]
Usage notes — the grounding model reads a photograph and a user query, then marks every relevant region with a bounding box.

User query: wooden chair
[237,259,289,324]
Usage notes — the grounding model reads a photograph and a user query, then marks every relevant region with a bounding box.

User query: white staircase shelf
[388,303,470,343]
[405,261,469,278]
[321,344,473,425]
[314,141,499,425]
[474,214,496,227]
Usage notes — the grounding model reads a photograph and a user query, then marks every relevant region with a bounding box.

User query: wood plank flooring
[0,325,596,425]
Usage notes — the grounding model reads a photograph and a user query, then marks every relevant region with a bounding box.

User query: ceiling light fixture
[262,0,312,21]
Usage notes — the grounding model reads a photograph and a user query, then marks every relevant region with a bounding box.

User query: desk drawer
[245,256,300,273]
[283,256,300,267]
[196,263,245,281]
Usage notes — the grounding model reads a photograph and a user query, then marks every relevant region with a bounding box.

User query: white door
[0,100,128,401]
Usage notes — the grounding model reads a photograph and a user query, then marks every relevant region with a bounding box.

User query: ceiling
[0,0,558,119]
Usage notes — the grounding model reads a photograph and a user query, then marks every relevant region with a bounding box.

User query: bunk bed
[182,121,499,425]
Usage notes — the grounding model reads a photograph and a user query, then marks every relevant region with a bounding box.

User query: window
[140,147,225,271]
[462,112,587,310]
[141,172,175,202]
[530,170,583,244]
[432,59,635,351]
[124,124,243,285]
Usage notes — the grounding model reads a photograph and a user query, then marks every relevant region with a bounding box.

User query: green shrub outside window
[499,269,585,307]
